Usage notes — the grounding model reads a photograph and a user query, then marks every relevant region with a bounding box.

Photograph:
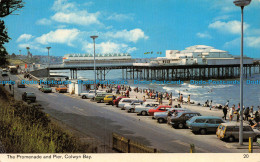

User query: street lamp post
[46,47,51,81]
[233,0,251,146]
[90,36,98,96]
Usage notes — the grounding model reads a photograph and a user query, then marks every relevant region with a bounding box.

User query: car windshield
[26,93,35,97]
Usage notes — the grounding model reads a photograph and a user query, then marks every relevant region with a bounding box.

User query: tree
[0,0,24,66]
[0,0,24,18]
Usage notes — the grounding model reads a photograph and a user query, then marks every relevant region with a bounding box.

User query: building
[150,45,253,65]
[62,53,133,65]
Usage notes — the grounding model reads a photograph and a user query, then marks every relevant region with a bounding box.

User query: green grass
[0,86,94,153]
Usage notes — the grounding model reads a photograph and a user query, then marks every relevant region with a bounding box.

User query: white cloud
[196,32,212,39]
[35,28,80,46]
[107,13,134,21]
[17,34,34,42]
[51,11,101,26]
[18,43,46,52]
[213,15,231,21]
[82,41,137,54]
[245,37,260,48]
[52,0,76,12]
[224,38,240,48]
[36,18,52,25]
[209,20,249,34]
[105,29,148,43]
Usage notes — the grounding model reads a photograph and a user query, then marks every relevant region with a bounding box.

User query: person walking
[209,100,212,110]
[223,106,228,120]
[236,103,240,122]
[180,94,183,105]
[249,106,254,118]
[244,107,250,121]
[229,105,235,121]
[188,95,191,105]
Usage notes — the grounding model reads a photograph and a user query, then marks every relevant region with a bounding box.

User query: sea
[51,69,260,111]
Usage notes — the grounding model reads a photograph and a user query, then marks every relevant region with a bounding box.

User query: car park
[22,92,36,103]
[216,122,260,142]
[118,98,139,109]
[167,111,201,129]
[186,116,225,134]
[40,85,52,93]
[134,102,160,116]
[125,100,144,113]
[148,105,172,116]
[55,85,67,93]
[154,108,189,123]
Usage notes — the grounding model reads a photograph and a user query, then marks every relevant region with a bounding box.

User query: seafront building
[148,45,253,66]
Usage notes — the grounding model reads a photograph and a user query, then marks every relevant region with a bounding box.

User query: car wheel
[254,135,260,142]
[178,123,184,129]
[158,118,165,123]
[130,109,135,113]
[82,95,87,99]
[228,136,235,142]
[109,101,112,105]
[141,111,147,116]
[200,129,207,135]
[100,100,104,103]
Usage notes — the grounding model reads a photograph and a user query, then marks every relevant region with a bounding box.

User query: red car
[113,96,127,107]
[148,105,172,116]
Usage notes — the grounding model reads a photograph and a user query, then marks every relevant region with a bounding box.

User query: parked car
[148,105,172,116]
[113,96,127,107]
[94,93,112,103]
[40,85,52,93]
[186,116,225,134]
[216,122,260,142]
[22,92,36,102]
[17,81,26,88]
[55,85,67,93]
[167,111,201,129]
[134,102,160,116]
[125,100,144,113]
[154,108,189,123]
[80,90,105,99]
[1,71,8,76]
[104,94,121,104]
[118,98,139,109]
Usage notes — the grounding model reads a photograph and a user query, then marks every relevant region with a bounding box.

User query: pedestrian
[209,100,212,110]
[249,106,254,118]
[180,94,183,105]
[223,106,228,120]
[229,105,235,121]
[143,96,146,102]
[244,107,250,121]
[236,103,240,122]
[168,97,172,106]
[188,95,191,105]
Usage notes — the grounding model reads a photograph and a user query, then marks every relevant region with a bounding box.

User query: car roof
[190,116,223,120]
[220,122,250,126]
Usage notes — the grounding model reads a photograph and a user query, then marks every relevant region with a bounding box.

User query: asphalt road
[1,73,257,153]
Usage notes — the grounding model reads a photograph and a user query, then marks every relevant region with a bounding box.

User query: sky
[2,0,260,58]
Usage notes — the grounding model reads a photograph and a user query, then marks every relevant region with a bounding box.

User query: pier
[48,62,260,80]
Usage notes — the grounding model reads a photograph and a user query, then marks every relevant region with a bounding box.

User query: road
[1,73,258,153]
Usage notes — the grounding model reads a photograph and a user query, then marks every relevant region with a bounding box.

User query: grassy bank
[0,86,94,153]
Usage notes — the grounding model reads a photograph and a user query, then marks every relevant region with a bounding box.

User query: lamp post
[90,36,98,96]
[46,47,51,81]
[233,0,251,146]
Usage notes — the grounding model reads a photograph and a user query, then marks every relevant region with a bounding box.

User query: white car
[118,98,139,109]
[80,90,104,99]
[134,102,160,116]
[125,101,144,113]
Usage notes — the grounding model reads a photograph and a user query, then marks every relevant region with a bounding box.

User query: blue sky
[3,0,260,58]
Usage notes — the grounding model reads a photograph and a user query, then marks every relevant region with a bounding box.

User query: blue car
[186,116,225,134]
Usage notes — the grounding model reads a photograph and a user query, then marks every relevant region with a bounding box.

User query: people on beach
[209,100,212,110]
[229,105,235,121]
[180,94,183,105]
[223,106,228,120]
[188,95,190,105]
[236,103,240,122]
[250,106,254,118]
[244,107,250,121]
